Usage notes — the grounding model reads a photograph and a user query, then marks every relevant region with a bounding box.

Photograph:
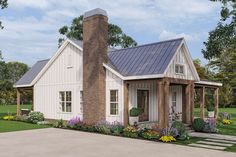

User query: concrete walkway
[190,132,236,141]
[0,128,235,157]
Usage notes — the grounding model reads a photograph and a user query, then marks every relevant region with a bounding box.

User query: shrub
[129,107,141,117]
[171,121,189,140]
[53,119,66,128]
[207,105,214,112]
[123,126,138,138]
[110,121,124,135]
[67,117,85,130]
[192,118,205,132]
[28,112,44,124]
[14,115,29,122]
[203,118,218,133]
[141,130,159,140]
[160,127,179,138]
[95,121,112,134]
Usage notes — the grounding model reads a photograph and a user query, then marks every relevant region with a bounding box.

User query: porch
[123,78,221,128]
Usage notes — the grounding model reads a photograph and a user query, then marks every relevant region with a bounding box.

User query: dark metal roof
[107,38,183,76]
[15,59,49,86]
[15,38,183,86]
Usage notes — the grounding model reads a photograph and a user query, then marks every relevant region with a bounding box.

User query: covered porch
[16,87,34,116]
[123,77,195,128]
[123,78,221,128]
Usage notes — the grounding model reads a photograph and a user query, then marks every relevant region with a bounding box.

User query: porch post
[184,83,192,125]
[157,80,165,128]
[17,89,21,116]
[214,88,219,118]
[164,80,170,127]
[123,82,129,126]
[200,87,205,119]
[32,87,34,111]
[190,82,195,123]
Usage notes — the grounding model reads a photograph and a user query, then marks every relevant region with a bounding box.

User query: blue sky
[0,0,221,66]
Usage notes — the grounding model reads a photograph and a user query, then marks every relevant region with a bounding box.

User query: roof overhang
[103,63,164,80]
[195,80,222,87]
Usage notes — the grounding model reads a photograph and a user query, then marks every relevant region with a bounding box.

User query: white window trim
[59,91,72,113]
[109,89,119,116]
[175,63,185,75]
[136,88,150,122]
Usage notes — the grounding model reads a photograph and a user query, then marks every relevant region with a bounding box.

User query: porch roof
[195,80,222,88]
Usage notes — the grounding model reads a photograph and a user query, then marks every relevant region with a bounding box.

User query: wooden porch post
[32,87,34,111]
[184,83,192,125]
[190,82,195,123]
[200,87,205,119]
[17,89,21,116]
[157,80,165,128]
[214,88,219,118]
[157,79,169,128]
[123,82,129,126]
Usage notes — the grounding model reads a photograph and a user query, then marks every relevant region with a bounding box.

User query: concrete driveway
[0,128,235,157]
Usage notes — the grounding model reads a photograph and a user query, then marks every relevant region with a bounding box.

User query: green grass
[0,104,32,117]
[0,120,50,133]
[0,104,50,133]
[194,108,236,136]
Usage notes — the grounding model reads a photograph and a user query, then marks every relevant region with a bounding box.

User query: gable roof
[14,59,49,87]
[107,38,183,76]
[14,37,199,87]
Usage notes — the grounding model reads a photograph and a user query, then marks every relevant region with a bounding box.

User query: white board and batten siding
[34,43,83,120]
[165,45,195,80]
[105,70,124,123]
[129,81,158,122]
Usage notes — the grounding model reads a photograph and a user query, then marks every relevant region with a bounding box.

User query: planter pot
[208,111,215,118]
[129,117,138,125]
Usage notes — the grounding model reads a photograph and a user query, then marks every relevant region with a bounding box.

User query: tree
[7,62,28,84]
[0,0,8,29]
[59,15,137,48]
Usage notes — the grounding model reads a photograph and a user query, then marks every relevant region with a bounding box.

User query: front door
[137,90,149,122]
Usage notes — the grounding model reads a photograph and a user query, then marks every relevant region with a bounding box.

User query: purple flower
[68,116,82,126]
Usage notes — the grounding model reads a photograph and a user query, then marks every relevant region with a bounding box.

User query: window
[172,91,177,108]
[59,91,72,112]
[175,64,184,74]
[80,91,83,113]
[110,90,118,115]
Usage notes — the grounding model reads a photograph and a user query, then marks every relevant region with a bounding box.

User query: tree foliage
[0,0,8,29]
[59,15,137,48]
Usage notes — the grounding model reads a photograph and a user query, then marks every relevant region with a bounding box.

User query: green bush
[95,121,112,134]
[171,121,189,140]
[28,112,44,124]
[207,105,214,112]
[53,119,66,128]
[192,118,205,132]
[123,126,138,138]
[130,107,141,117]
[110,121,124,135]
[141,129,159,140]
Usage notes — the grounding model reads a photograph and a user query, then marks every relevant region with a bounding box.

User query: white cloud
[0,0,221,65]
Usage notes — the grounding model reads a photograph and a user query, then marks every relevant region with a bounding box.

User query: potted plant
[207,105,214,118]
[129,107,141,125]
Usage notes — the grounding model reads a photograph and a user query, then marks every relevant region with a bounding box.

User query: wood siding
[34,43,83,120]
[105,70,124,123]
[165,46,195,80]
[129,81,158,122]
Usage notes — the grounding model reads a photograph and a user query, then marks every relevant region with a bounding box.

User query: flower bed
[56,117,190,143]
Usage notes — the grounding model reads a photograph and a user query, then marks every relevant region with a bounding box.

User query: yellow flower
[223,119,232,125]
[3,116,14,120]
[159,135,176,142]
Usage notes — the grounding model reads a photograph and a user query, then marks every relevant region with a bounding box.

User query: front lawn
[0,104,50,133]
[194,108,236,136]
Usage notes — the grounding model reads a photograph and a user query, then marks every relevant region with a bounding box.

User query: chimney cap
[84,8,107,18]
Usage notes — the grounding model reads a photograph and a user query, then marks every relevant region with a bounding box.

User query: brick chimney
[83,8,108,124]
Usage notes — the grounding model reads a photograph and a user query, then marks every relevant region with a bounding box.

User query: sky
[0,0,222,66]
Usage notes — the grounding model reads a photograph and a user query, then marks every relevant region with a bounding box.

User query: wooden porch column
[157,79,169,128]
[17,89,21,116]
[200,87,205,119]
[214,88,219,118]
[183,83,192,125]
[190,82,195,123]
[123,82,129,126]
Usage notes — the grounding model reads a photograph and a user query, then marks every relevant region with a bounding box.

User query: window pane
[172,92,177,101]
[66,102,72,112]
[179,66,184,74]
[80,91,83,102]
[60,102,65,112]
[60,92,65,101]
[110,103,118,115]
[66,91,71,101]
[175,65,179,73]
[110,90,118,102]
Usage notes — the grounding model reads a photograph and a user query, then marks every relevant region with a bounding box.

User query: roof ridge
[109,37,184,53]
[37,59,50,62]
